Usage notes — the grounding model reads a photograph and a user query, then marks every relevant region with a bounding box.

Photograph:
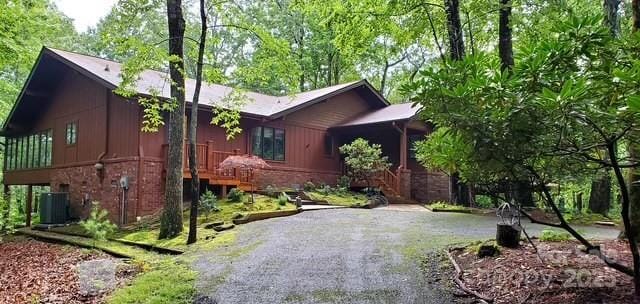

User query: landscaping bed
[0,236,139,304]
[449,239,634,303]
[305,190,368,207]
[425,202,473,213]
[48,194,296,253]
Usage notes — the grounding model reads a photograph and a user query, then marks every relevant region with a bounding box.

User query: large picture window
[252,126,285,161]
[5,129,52,171]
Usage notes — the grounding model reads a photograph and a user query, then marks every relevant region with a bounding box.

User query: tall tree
[629,0,640,246]
[159,0,187,239]
[498,0,514,72]
[443,0,470,205]
[186,0,207,245]
[444,0,465,61]
[586,0,621,216]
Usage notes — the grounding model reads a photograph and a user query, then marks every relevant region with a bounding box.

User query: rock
[477,244,500,258]
[232,213,245,220]
[203,221,224,229]
[205,235,216,240]
[76,259,118,296]
[213,223,235,232]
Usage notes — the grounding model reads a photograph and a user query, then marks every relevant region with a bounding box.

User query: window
[252,126,285,161]
[324,134,334,156]
[66,121,77,145]
[5,129,52,171]
[408,135,423,159]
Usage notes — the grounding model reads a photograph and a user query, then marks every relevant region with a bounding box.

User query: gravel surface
[191,208,619,304]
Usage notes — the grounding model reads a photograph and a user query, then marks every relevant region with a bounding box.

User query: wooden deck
[162,141,253,190]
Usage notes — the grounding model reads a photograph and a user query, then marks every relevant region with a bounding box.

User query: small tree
[339,138,390,188]
[80,202,117,245]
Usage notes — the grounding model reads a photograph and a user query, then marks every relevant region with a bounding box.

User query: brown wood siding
[107,94,140,159]
[32,71,108,166]
[244,119,342,173]
[284,91,371,128]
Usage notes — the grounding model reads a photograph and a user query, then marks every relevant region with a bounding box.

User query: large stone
[213,223,235,232]
[203,220,224,229]
[76,259,118,296]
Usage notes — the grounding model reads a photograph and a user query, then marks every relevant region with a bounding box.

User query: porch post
[2,185,9,227]
[26,185,32,227]
[399,124,408,169]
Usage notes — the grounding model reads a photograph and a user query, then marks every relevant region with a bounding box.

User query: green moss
[427,202,472,213]
[565,212,618,225]
[539,229,572,242]
[306,191,368,206]
[107,260,196,304]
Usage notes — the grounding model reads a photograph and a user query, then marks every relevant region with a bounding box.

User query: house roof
[45,48,387,117]
[333,103,422,128]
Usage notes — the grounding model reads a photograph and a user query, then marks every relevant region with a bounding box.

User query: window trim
[323,134,335,157]
[5,129,53,171]
[251,126,285,161]
[65,121,77,146]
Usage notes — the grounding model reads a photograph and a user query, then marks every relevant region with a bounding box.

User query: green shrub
[539,229,572,242]
[80,202,117,244]
[303,181,316,191]
[317,185,332,196]
[278,193,288,206]
[475,195,495,209]
[227,188,245,202]
[199,190,219,218]
[265,185,277,197]
[0,194,17,239]
[337,175,351,190]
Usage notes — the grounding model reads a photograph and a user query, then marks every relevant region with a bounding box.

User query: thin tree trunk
[603,0,621,37]
[607,143,640,300]
[187,0,207,245]
[444,0,465,60]
[628,4,640,300]
[426,6,446,63]
[159,0,186,239]
[498,0,514,72]
[465,10,475,56]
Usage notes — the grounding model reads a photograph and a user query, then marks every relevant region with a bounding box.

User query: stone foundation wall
[253,168,341,190]
[411,171,451,203]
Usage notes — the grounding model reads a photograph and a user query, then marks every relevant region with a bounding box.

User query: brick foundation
[253,168,341,189]
[49,158,163,225]
[411,171,451,203]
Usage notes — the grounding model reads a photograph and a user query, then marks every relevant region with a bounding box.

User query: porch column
[26,185,32,227]
[399,124,408,169]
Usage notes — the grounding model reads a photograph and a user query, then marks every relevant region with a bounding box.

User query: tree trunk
[629,3,640,301]
[444,0,464,60]
[603,0,621,37]
[444,0,465,60]
[589,172,612,215]
[629,0,640,243]
[159,0,186,239]
[498,0,514,72]
[444,0,469,206]
[576,192,583,213]
[512,180,534,208]
[186,0,207,245]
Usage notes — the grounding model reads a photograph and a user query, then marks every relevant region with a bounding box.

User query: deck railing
[162,141,252,183]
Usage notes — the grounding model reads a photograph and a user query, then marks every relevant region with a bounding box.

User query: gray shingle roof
[334,103,422,127]
[48,48,367,117]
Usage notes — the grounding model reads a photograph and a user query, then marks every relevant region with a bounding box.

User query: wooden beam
[25,185,33,227]
[400,124,408,169]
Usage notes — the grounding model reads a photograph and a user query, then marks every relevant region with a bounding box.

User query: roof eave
[267,79,389,120]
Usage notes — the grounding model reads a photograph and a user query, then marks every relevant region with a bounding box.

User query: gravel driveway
[191,207,619,304]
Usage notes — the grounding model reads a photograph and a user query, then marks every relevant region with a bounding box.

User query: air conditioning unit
[39,192,69,224]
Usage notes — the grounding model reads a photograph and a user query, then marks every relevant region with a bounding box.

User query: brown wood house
[1,47,450,225]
